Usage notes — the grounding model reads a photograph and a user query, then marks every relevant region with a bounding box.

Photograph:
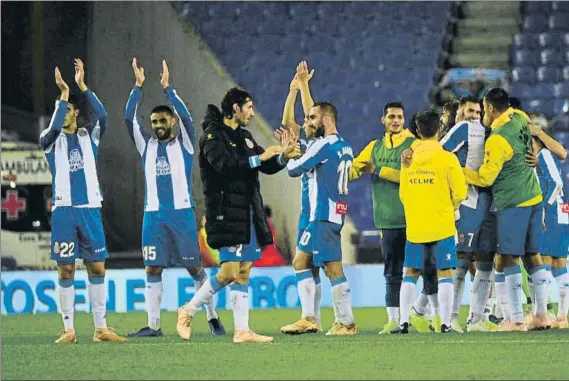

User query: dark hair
[57,94,79,109]
[383,102,405,115]
[509,96,522,110]
[443,100,459,127]
[221,87,253,118]
[313,101,338,122]
[150,105,174,117]
[264,205,272,218]
[408,113,420,138]
[459,96,479,108]
[415,111,440,138]
[484,87,510,113]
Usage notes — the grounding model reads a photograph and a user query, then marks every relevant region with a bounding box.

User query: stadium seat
[512,67,536,83]
[564,33,569,47]
[524,1,551,14]
[552,114,569,131]
[537,66,561,82]
[554,83,569,98]
[553,1,569,12]
[565,50,569,64]
[514,33,539,49]
[541,49,564,67]
[527,99,554,117]
[538,32,566,49]
[513,50,540,67]
[563,66,569,81]
[553,131,569,148]
[533,83,556,99]
[549,14,569,30]
[553,99,569,114]
[523,14,549,33]
[509,83,534,99]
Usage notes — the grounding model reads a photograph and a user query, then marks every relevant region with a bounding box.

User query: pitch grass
[3,307,569,380]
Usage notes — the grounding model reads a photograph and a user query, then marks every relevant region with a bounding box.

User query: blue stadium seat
[512,66,536,83]
[523,14,549,33]
[537,66,561,82]
[549,14,569,30]
[541,49,564,66]
[553,1,569,12]
[514,33,539,49]
[563,66,569,81]
[554,83,569,98]
[533,83,556,99]
[552,114,569,131]
[553,99,569,114]
[513,50,540,67]
[565,50,569,64]
[564,33,569,47]
[539,32,566,49]
[527,99,554,117]
[553,131,569,148]
[524,1,551,14]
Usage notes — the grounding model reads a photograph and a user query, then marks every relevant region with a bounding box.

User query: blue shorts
[218,213,261,263]
[302,221,343,267]
[297,220,313,255]
[496,205,542,255]
[540,223,569,258]
[142,208,201,268]
[456,191,494,253]
[50,207,108,265]
[404,236,457,271]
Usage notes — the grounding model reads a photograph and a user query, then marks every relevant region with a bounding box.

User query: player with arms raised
[286,102,359,335]
[41,60,126,343]
[124,58,224,338]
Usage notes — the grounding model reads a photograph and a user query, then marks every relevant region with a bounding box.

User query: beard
[155,127,172,140]
[313,123,325,138]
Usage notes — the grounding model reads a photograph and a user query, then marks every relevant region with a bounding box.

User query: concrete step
[449,52,510,69]
[458,17,519,30]
[457,21,519,37]
[462,1,521,19]
[453,35,513,51]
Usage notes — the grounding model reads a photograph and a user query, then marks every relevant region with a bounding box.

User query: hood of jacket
[412,140,443,166]
[202,104,223,131]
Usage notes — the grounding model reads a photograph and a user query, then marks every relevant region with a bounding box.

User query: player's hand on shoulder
[525,151,538,167]
[132,57,145,87]
[401,148,414,168]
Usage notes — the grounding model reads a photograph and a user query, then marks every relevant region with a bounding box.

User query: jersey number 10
[337,160,352,196]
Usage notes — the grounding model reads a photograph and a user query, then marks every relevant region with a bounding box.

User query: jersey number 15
[337,160,352,196]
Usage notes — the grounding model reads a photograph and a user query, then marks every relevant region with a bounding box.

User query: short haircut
[57,94,79,109]
[221,87,253,118]
[415,111,440,138]
[383,102,405,115]
[408,113,420,138]
[509,96,522,110]
[458,96,479,108]
[313,101,338,122]
[150,105,174,117]
[484,87,510,113]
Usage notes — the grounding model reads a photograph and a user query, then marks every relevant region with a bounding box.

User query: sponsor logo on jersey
[69,149,84,172]
[561,202,569,214]
[336,201,348,215]
[156,157,171,176]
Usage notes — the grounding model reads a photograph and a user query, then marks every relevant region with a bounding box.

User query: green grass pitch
[2,307,569,380]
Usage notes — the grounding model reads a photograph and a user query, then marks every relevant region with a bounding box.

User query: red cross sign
[1,190,27,220]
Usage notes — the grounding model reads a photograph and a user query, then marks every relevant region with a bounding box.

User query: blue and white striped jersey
[288,133,354,225]
[439,119,490,209]
[536,149,569,226]
[40,90,107,209]
[298,137,312,228]
[124,86,195,212]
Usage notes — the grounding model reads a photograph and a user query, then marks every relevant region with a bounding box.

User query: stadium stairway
[451,1,521,69]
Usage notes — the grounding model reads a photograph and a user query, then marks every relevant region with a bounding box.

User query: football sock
[146,274,162,330]
[88,276,107,329]
[58,278,75,330]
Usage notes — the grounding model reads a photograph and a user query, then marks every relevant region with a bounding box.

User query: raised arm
[40,68,68,152]
[531,122,567,161]
[297,61,315,118]
[124,58,150,156]
[539,150,564,207]
[74,58,107,142]
[281,72,302,135]
[161,60,196,153]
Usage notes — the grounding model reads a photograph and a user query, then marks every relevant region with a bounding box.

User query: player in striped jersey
[438,96,497,333]
[124,59,224,338]
[533,137,569,329]
[277,62,326,335]
[287,102,359,335]
[41,60,126,343]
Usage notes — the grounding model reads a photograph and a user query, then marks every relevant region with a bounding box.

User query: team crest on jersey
[156,157,171,176]
[69,149,84,172]
[446,253,451,261]
[458,233,465,244]
[228,246,237,252]
[54,242,60,254]
[78,128,88,137]
[245,138,254,149]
